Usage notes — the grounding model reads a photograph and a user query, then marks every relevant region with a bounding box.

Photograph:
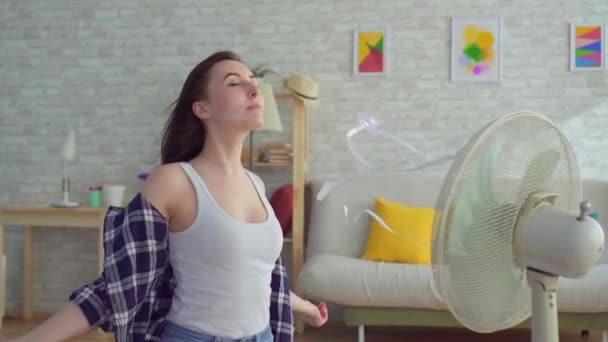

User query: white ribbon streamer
[346,112,429,170]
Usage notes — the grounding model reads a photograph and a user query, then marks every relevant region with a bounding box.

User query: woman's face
[195,59,264,132]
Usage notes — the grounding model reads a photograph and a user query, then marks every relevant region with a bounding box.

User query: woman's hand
[301,301,328,327]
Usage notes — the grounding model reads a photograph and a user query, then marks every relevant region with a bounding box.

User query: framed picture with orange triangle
[570,23,605,71]
[353,28,389,76]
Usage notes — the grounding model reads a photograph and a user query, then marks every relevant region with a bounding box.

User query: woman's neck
[197,130,248,174]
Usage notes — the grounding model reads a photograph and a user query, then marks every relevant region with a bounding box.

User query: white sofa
[297,173,608,341]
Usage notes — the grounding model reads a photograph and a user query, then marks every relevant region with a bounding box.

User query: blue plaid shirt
[68,193,294,342]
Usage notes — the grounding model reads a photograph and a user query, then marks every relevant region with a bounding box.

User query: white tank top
[166,162,284,338]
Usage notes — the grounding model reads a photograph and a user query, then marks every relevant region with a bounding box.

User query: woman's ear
[192,101,212,120]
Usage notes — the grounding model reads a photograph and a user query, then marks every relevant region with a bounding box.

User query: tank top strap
[244,169,267,198]
[177,162,206,206]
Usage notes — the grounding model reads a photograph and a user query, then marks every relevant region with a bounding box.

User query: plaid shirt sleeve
[70,193,170,341]
[68,272,114,331]
[269,255,294,342]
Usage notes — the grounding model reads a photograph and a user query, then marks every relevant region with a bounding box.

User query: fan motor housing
[521,202,605,278]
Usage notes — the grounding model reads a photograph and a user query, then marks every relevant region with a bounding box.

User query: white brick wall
[1,0,607,313]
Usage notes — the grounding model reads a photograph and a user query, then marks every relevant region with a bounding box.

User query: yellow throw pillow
[361,197,435,264]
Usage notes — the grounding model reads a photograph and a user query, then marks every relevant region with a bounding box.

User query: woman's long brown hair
[160,50,241,165]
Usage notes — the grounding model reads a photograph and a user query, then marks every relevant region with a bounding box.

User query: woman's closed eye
[227,80,258,88]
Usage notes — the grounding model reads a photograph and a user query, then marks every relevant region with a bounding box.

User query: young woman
[5,50,327,342]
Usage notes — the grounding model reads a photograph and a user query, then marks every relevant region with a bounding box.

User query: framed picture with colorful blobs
[570,24,605,71]
[450,17,502,82]
[353,29,388,76]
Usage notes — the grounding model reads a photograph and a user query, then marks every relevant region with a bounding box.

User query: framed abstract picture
[451,17,502,82]
[570,23,605,71]
[353,29,388,76]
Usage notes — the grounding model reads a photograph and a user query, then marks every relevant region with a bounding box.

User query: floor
[1,318,603,341]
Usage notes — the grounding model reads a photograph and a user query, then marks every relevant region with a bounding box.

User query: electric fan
[431,111,605,342]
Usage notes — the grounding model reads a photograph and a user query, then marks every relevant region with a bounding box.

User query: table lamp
[50,128,79,207]
[247,80,283,170]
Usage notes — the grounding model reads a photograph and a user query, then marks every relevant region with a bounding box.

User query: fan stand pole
[527,269,560,342]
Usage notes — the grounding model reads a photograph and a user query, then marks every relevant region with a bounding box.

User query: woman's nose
[247,82,259,98]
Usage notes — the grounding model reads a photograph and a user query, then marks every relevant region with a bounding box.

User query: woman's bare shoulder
[141,163,190,219]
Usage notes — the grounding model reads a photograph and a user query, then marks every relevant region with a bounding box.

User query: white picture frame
[570,23,605,71]
[353,28,389,76]
[450,16,503,82]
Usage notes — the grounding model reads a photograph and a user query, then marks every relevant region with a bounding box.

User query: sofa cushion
[361,197,435,264]
[297,254,447,310]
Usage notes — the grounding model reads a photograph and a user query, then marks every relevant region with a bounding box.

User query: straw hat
[283,72,319,107]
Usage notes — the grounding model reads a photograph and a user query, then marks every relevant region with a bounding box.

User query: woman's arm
[3,274,112,342]
[4,250,114,342]
[290,291,312,313]
[10,302,92,342]
[290,291,328,327]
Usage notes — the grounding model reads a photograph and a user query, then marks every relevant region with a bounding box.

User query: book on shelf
[259,142,292,164]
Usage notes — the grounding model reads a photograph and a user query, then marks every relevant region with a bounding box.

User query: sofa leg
[358,325,365,342]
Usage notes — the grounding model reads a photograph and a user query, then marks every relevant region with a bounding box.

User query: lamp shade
[61,129,76,161]
[259,81,282,132]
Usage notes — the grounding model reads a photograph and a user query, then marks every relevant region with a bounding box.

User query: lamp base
[50,181,80,208]
[50,199,80,208]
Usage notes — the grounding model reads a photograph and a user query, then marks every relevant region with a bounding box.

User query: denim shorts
[161,320,274,342]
